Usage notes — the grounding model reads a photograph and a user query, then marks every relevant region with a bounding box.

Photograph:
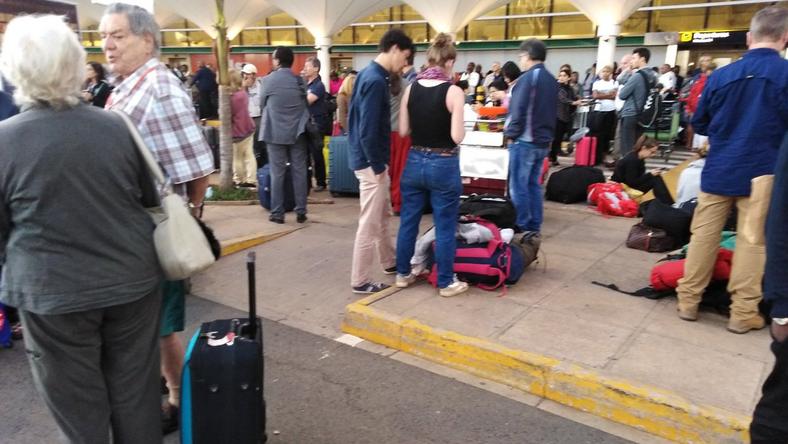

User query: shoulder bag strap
[112,109,168,189]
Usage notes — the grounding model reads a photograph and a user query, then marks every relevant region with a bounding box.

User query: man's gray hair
[750,6,788,43]
[104,2,161,56]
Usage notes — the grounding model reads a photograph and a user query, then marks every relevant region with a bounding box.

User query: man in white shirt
[459,62,480,97]
[590,65,618,165]
[658,63,676,94]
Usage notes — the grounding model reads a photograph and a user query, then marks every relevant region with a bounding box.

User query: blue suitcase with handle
[181,252,265,444]
[257,164,295,212]
[328,136,360,196]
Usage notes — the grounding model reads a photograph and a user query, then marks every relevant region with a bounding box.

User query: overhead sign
[679,30,747,46]
[645,32,679,46]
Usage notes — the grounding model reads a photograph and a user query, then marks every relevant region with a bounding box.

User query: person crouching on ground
[611,136,672,203]
[0,14,163,443]
[503,38,557,238]
[347,29,414,295]
[394,33,469,298]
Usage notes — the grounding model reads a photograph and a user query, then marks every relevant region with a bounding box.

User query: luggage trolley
[643,98,680,163]
[459,116,509,197]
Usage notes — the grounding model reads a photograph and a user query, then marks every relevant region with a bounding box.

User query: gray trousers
[19,289,163,444]
[266,134,308,216]
[618,115,644,158]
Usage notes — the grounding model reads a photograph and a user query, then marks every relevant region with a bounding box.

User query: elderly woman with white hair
[0,15,163,443]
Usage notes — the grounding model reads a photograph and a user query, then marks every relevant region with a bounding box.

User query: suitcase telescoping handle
[246,251,257,338]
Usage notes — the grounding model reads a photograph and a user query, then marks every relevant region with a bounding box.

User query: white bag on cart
[459,131,508,181]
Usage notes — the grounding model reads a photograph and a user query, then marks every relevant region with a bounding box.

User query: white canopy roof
[402,0,510,34]
[569,0,650,31]
[267,0,400,40]
[157,0,279,39]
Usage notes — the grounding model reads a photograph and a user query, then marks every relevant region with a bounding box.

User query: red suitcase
[574,136,597,166]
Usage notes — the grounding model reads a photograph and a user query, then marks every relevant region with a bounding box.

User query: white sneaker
[396,273,416,288]
[439,279,469,297]
[411,263,427,276]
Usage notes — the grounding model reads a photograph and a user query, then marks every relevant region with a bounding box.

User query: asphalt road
[1,295,631,444]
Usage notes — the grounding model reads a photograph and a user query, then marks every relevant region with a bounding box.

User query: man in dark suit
[258,46,310,224]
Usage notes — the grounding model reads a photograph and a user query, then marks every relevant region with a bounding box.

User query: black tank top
[408,81,455,149]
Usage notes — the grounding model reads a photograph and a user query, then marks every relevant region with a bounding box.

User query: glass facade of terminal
[76,1,768,49]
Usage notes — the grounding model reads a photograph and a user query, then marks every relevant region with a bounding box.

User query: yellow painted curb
[219,229,299,257]
[341,296,750,444]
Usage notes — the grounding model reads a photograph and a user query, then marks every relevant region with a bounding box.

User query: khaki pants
[350,167,395,287]
[677,181,772,319]
[232,135,256,184]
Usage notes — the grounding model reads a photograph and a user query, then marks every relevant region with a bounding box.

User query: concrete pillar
[316,36,332,90]
[596,24,620,73]
[665,44,678,66]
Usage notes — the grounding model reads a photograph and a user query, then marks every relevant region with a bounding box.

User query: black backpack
[324,93,337,115]
[636,70,660,129]
[545,166,605,204]
[459,194,516,229]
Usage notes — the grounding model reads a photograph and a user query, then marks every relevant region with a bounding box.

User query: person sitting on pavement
[675,6,788,333]
[503,38,557,238]
[348,29,414,295]
[229,69,256,187]
[611,137,662,193]
[257,46,310,224]
[394,32,469,298]
[0,14,162,443]
[673,145,708,208]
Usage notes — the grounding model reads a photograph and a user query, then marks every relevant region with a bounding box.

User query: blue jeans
[508,141,549,232]
[396,150,462,289]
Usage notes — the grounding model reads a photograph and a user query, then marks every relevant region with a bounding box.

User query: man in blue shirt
[347,29,413,294]
[303,57,329,191]
[190,61,218,119]
[503,38,557,237]
[676,6,788,335]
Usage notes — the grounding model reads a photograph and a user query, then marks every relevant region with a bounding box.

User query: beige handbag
[114,110,217,280]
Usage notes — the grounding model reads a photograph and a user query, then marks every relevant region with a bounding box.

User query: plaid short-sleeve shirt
[107,58,214,197]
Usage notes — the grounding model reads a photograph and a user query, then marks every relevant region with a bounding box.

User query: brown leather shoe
[727,315,766,334]
[677,305,698,321]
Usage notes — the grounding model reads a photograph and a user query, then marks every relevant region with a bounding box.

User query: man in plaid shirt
[101,3,214,435]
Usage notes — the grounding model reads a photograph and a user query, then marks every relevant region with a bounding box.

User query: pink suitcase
[574,136,597,167]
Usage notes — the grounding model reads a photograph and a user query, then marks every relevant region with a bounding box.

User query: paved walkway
[192,194,770,443]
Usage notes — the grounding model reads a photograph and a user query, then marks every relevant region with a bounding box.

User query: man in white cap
[242,63,266,167]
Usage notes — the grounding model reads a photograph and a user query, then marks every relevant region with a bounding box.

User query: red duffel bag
[650,248,733,291]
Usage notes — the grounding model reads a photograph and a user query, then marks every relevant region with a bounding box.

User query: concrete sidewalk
[196,196,771,443]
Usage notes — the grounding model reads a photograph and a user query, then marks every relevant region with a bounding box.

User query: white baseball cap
[241,64,258,74]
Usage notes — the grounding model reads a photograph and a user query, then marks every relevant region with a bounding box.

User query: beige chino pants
[350,166,396,287]
[677,176,773,320]
[232,135,257,184]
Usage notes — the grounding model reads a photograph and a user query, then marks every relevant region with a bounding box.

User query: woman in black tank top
[392,33,469,298]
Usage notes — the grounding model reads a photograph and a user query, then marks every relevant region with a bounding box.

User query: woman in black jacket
[82,61,111,108]
[611,137,672,203]
[549,69,581,166]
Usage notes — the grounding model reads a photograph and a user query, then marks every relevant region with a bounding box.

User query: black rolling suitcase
[181,252,266,444]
